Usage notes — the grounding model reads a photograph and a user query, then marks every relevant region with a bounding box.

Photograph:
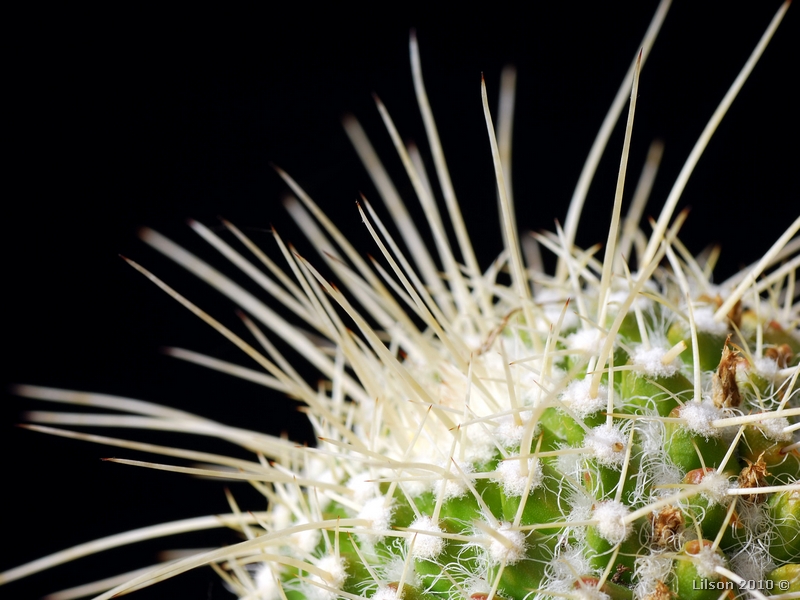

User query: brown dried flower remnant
[650,505,684,549]
[712,336,741,408]
[698,294,742,329]
[764,343,793,369]
[644,580,672,600]
[738,452,770,503]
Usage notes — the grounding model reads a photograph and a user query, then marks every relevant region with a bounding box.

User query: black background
[4,2,797,598]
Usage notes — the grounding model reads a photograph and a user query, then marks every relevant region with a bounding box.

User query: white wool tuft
[370,587,400,600]
[537,288,580,330]
[567,328,604,354]
[560,378,608,419]
[282,517,321,554]
[439,459,472,499]
[270,503,292,530]
[548,545,593,581]
[593,500,632,544]
[567,578,612,600]
[633,553,673,600]
[494,457,543,496]
[487,522,527,565]
[407,516,445,560]
[632,345,680,378]
[730,545,772,585]
[307,555,347,600]
[464,423,499,464]
[569,493,595,517]
[574,589,611,600]
[759,417,792,442]
[585,423,627,467]
[700,470,731,504]
[754,356,779,379]
[608,281,654,312]
[317,555,347,584]
[691,306,730,335]
[495,415,526,448]
[378,556,417,588]
[556,448,585,483]
[347,472,380,504]
[679,400,723,438]
[691,545,725,579]
[357,497,394,543]
[253,563,282,600]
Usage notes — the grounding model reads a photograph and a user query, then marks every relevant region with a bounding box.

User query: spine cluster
[2,2,797,600]
[243,267,799,600]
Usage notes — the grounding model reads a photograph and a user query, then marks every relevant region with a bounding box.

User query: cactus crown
[4,2,799,600]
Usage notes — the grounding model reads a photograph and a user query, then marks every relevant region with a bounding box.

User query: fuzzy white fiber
[699,470,732,504]
[753,356,780,379]
[759,416,792,442]
[585,423,627,467]
[370,587,400,600]
[307,555,347,600]
[560,378,608,420]
[494,414,527,448]
[573,585,611,600]
[632,345,680,378]
[495,457,544,496]
[633,553,673,600]
[691,306,730,336]
[357,497,394,543]
[593,500,632,544]
[680,400,723,438]
[254,563,282,600]
[690,545,725,579]
[488,522,527,565]
[407,516,445,560]
[567,328,605,354]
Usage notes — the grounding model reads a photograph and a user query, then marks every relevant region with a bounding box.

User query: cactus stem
[5,2,798,597]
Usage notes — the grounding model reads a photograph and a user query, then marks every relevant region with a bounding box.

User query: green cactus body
[3,3,799,600]
[766,564,800,593]
[768,488,800,564]
[620,367,692,417]
[672,540,735,600]
[667,323,729,373]
[663,409,733,474]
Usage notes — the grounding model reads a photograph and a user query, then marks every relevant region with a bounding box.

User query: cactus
[3,2,799,600]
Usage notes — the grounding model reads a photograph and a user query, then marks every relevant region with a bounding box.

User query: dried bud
[650,506,684,549]
[712,337,741,408]
[737,452,770,503]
